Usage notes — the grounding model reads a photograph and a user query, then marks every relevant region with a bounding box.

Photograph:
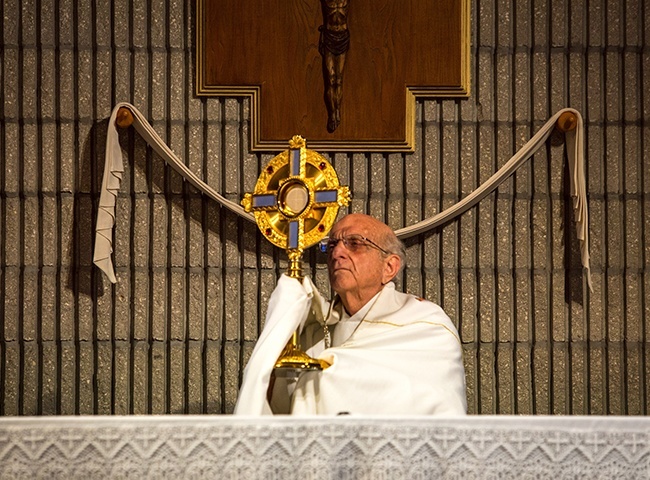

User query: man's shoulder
[381,286,452,323]
[400,291,449,317]
[355,286,461,344]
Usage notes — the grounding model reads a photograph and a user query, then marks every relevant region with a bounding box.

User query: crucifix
[197,0,469,151]
[319,0,350,133]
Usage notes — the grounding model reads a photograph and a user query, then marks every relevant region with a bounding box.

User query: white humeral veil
[234,275,314,415]
[234,275,467,415]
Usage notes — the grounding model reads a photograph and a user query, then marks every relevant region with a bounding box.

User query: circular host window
[277,179,310,218]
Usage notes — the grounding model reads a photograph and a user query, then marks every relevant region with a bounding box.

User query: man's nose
[330,238,348,257]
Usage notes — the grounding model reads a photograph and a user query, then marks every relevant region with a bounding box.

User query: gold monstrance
[242,136,351,373]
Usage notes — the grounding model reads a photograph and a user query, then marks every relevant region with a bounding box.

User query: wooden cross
[197,0,469,152]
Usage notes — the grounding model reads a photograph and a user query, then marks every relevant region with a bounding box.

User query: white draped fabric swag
[93,102,592,290]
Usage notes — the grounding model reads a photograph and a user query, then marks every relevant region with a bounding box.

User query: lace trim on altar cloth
[0,416,647,479]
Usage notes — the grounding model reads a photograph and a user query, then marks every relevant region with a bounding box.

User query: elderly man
[235,214,467,415]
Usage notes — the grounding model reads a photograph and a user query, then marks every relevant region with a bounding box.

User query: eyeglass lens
[320,235,367,253]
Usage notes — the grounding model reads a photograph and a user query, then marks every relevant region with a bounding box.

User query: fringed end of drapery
[92,102,131,284]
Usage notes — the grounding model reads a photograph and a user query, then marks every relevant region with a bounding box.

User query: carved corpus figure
[319,0,350,133]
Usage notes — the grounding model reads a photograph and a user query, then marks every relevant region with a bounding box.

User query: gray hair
[381,230,406,273]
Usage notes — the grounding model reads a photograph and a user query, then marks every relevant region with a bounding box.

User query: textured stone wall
[0,0,648,415]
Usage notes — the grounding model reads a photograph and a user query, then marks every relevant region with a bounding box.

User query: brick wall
[0,0,648,415]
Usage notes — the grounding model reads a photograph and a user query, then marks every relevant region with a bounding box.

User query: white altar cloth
[0,415,647,479]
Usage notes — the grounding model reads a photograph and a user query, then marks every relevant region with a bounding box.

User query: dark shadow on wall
[551,126,586,307]
[66,117,110,300]
[561,137,585,307]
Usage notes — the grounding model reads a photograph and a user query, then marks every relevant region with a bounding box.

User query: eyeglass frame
[318,234,391,256]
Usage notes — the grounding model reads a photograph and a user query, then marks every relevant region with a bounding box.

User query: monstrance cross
[242,135,351,372]
[242,135,351,277]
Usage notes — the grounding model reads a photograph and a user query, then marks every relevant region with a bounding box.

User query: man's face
[326,215,389,299]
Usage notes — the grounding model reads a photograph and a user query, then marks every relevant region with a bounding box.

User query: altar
[0,415,648,478]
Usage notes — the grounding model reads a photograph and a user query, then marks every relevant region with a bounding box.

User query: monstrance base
[274,345,324,377]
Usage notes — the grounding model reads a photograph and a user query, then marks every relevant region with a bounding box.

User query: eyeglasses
[319,234,390,255]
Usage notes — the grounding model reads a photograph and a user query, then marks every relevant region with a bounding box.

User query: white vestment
[234,274,467,415]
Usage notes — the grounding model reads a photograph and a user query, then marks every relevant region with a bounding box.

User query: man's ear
[381,254,401,284]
